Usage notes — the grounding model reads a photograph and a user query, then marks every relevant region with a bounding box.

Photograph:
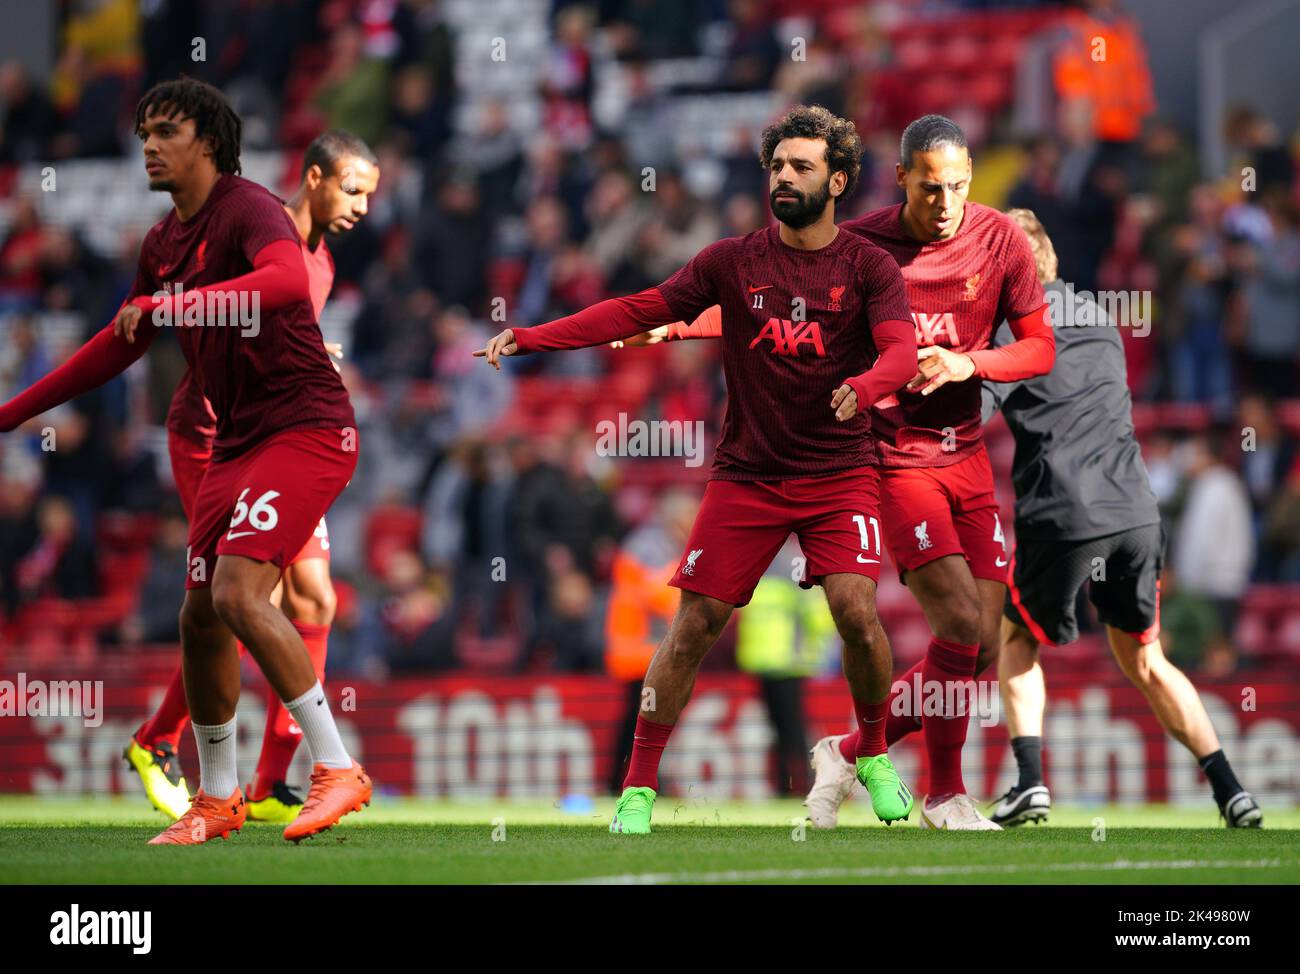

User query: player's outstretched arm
[611,305,723,348]
[117,239,310,342]
[834,318,917,421]
[474,287,685,370]
[0,315,157,432]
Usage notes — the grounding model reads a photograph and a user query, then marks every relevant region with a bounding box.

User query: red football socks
[851,698,887,758]
[622,716,674,791]
[135,667,190,751]
[921,637,979,798]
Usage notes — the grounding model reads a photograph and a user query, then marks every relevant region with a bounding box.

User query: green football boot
[856,754,914,824]
[609,786,656,835]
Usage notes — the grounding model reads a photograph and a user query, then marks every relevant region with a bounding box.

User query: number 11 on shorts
[853,513,881,563]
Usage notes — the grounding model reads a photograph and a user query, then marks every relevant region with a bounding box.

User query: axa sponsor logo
[912,311,959,347]
[749,317,825,357]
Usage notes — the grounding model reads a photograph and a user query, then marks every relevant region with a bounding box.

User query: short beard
[148,177,178,193]
[770,177,832,230]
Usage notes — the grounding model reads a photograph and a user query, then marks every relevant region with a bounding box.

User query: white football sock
[284,682,351,769]
[192,717,239,797]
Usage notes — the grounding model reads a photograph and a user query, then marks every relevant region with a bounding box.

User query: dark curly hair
[758,104,863,199]
[134,76,242,175]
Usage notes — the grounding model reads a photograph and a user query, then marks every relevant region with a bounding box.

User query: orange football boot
[283,760,372,842]
[147,788,246,845]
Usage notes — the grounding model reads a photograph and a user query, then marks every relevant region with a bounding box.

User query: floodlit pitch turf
[1,796,1296,884]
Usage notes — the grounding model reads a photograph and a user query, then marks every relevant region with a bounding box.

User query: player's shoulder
[966,202,1031,257]
[210,174,293,223]
[730,226,775,255]
[842,203,907,244]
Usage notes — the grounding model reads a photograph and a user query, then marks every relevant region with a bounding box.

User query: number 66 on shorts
[184,427,357,589]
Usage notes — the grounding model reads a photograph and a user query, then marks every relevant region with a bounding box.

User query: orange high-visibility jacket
[1054,12,1155,143]
[605,540,681,683]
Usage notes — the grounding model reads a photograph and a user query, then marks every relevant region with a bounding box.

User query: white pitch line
[531,858,1289,886]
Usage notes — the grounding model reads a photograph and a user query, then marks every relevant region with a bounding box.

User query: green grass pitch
[1,796,1296,885]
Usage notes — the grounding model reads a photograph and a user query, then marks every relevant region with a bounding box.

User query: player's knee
[670,598,729,659]
[210,573,257,633]
[179,591,222,639]
[934,597,981,645]
[830,598,881,648]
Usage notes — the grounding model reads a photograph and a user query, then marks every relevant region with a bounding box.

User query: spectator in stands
[584,170,650,280]
[315,23,391,147]
[10,494,97,606]
[636,169,720,281]
[389,63,452,159]
[1008,135,1086,290]
[454,98,524,223]
[507,433,621,603]
[370,549,457,671]
[526,567,605,671]
[413,175,490,314]
[1054,97,1123,293]
[1239,393,1295,530]
[1158,566,1225,673]
[0,198,45,311]
[121,507,188,645]
[1142,429,1181,508]
[0,466,38,618]
[604,488,698,792]
[541,5,596,148]
[37,225,118,323]
[1053,0,1154,162]
[1264,457,1300,583]
[1234,194,1300,401]
[1224,105,1296,198]
[0,315,50,402]
[422,437,513,637]
[1166,185,1234,407]
[1172,430,1255,635]
[425,306,514,440]
[718,0,781,92]
[604,0,701,60]
[0,61,61,164]
[1140,119,1199,234]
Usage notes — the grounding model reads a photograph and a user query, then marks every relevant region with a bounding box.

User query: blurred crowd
[0,0,1297,681]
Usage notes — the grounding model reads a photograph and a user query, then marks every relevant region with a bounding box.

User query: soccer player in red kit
[124,129,380,825]
[477,105,920,834]
[626,115,1055,829]
[0,79,371,843]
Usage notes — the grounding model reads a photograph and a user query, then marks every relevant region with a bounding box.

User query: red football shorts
[879,445,1009,582]
[169,428,332,568]
[669,467,883,607]
[182,427,353,588]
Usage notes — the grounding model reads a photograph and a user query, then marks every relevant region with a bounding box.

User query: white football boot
[803,735,859,829]
[919,792,1003,830]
